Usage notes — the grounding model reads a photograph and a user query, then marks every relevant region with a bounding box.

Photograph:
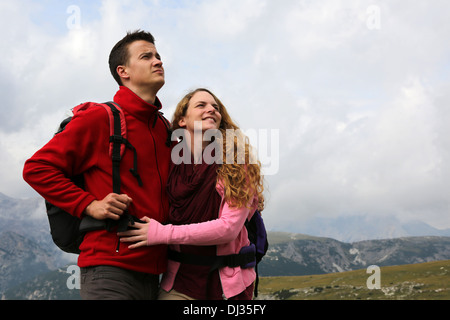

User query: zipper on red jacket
[115,236,120,253]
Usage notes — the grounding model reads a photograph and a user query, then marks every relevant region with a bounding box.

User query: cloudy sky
[1,0,449,231]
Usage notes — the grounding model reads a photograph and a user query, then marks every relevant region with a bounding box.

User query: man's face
[122,40,165,92]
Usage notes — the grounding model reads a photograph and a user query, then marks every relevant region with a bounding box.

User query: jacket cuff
[73,194,97,219]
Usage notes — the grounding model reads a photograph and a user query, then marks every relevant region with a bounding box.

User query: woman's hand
[117,216,151,249]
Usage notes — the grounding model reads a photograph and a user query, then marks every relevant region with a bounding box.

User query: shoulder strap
[99,102,127,160]
[71,102,127,159]
[102,101,143,188]
[102,102,125,194]
[100,102,142,233]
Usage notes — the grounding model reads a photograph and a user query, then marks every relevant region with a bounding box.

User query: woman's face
[178,91,222,135]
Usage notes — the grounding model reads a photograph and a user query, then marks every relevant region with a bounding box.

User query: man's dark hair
[109,30,156,86]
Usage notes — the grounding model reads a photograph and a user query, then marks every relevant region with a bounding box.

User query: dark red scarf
[166,160,222,225]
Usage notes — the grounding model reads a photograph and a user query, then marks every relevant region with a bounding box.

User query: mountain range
[2,231,449,300]
[258,232,450,277]
[1,192,449,299]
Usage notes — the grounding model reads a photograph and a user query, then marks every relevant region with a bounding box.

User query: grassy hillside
[257,259,450,300]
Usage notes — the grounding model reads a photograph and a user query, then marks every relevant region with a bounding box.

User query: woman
[118,88,265,300]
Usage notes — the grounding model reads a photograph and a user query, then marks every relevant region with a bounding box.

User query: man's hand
[84,193,132,220]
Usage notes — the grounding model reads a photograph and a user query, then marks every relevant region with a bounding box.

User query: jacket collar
[113,86,162,123]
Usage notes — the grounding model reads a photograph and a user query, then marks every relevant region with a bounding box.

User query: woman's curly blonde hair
[172,88,265,211]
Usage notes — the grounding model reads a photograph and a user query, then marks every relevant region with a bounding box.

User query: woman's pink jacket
[146,182,257,299]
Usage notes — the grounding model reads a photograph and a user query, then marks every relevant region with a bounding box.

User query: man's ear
[117,65,130,82]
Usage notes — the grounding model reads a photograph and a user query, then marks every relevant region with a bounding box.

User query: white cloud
[265,76,449,230]
[1,0,450,231]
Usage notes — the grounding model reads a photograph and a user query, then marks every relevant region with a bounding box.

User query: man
[23,30,172,300]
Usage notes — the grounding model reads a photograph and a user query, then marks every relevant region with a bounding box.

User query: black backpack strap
[105,102,123,194]
[105,102,143,188]
[103,102,142,234]
[167,249,256,269]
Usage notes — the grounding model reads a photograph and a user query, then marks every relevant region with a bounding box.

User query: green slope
[257,259,450,300]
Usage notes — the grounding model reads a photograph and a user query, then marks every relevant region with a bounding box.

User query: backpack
[45,102,142,254]
[167,209,269,298]
[245,210,269,297]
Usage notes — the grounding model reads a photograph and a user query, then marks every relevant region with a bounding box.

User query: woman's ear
[178,117,186,128]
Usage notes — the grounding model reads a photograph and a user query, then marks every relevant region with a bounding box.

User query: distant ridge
[259,232,450,277]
